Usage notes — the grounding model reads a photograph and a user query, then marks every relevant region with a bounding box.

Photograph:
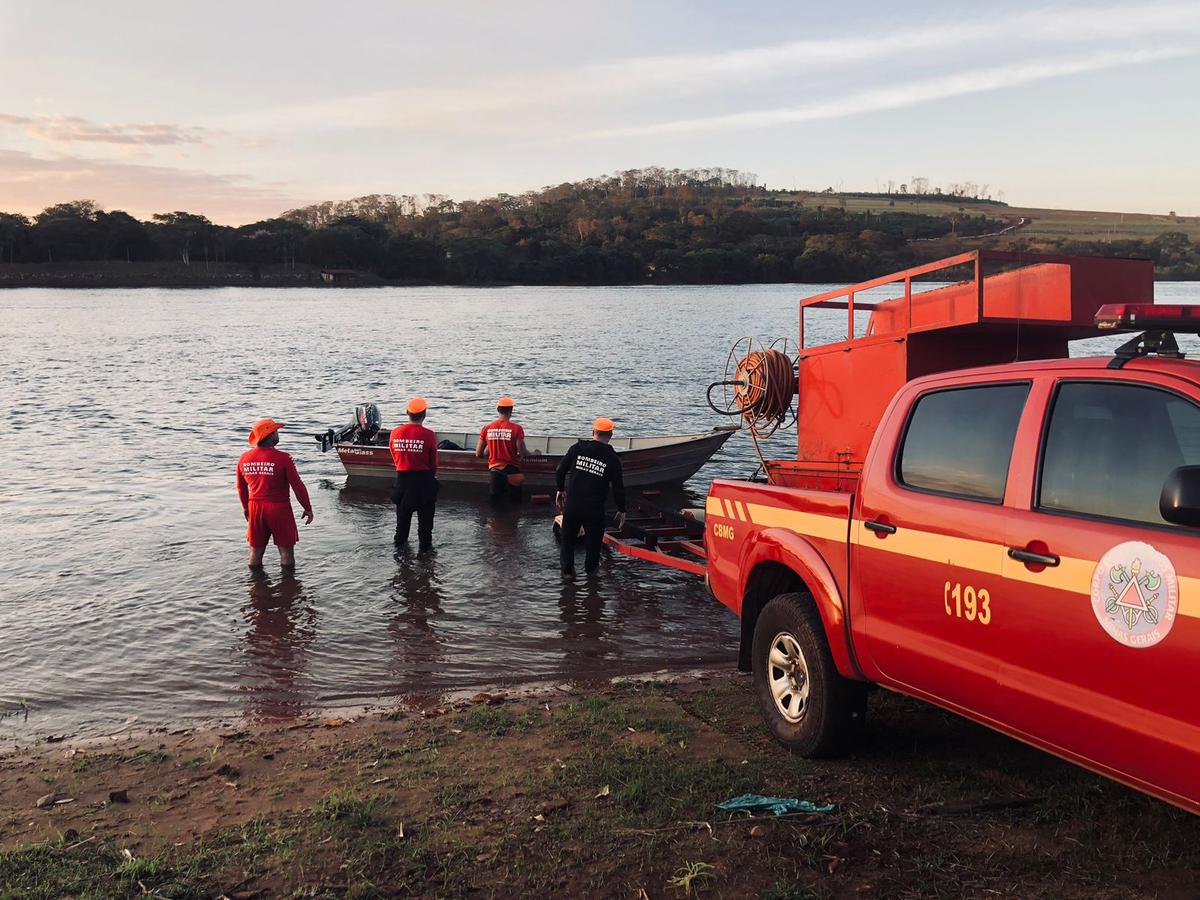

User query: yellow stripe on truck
[1181,579,1200,619]
[744,503,848,542]
[851,519,1006,574]
[706,496,1199,619]
[852,519,1200,621]
[705,496,845,540]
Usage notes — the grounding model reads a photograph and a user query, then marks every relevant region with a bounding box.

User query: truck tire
[752,592,865,757]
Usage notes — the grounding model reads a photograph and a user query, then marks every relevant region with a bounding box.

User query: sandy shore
[1,673,1196,898]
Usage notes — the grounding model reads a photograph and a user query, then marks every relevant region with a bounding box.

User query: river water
[2,281,1198,741]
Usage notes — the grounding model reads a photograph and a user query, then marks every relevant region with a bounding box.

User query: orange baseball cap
[248,418,284,445]
[497,396,515,408]
[593,417,615,432]
[407,397,428,415]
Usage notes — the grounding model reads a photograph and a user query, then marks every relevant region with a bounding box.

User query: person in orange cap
[475,396,536,503]
[555,417,626,579]
[389,397,439,553]
[236,419,314,570]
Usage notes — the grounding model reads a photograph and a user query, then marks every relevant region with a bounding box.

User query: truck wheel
[752,592,865,757]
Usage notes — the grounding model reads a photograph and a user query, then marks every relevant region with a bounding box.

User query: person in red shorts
[237,418,314,570]
[474,396,535,503]
[390,397,439,553]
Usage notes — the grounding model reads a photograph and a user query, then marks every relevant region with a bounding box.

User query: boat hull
[334,427,738,490]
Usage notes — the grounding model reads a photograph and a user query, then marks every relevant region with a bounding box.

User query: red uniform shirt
[236,447,312,511]
[390,423,438,473]
[479,418,525,470]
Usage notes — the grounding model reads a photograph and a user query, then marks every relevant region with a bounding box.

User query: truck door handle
[864,520,897,535]
[1008,547,1060,567]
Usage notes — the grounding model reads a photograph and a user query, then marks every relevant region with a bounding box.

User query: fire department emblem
[1090,542,1178,648]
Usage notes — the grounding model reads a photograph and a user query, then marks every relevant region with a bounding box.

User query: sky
[1,0,1198,224]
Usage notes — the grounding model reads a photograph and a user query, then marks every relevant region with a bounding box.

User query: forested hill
[2,168,1198,286]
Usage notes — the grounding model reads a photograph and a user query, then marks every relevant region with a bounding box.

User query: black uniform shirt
[555,439,626,514]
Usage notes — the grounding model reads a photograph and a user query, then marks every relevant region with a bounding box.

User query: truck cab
[699,252,1200,814]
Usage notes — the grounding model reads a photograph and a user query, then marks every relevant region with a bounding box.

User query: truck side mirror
[1160,466,1200,528]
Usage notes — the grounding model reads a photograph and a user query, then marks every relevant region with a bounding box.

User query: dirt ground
[1,673,1196,899]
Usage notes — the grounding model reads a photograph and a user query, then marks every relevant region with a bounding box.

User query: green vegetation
[0,817,296,900]
[1,679,1197,897]
[125,748,171,765]
[555,743,760,825]
[464,705,532,736]
[4,168,1196,285]
[311,790,387,830]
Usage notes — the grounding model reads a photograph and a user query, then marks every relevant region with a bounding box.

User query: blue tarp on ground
[716,794,834,816]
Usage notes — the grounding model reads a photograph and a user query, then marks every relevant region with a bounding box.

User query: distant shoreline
[2,260,1197,289]
[7,175,1200,286]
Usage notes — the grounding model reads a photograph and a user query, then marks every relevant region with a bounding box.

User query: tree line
[1,168,1196,283]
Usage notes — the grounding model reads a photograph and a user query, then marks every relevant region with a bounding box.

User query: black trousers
[560,506,606,574]
[489,465,523,503]
[393,471,437,551]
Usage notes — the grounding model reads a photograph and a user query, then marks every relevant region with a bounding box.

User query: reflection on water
[239,571,318,722]
[2,282,1195,739]
[559,579,616,670]
[387,551,447,687]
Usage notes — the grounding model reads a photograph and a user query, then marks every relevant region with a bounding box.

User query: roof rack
[1096,304,1199,369]
[1108,331,1184,369]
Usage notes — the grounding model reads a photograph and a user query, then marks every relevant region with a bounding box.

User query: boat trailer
[557,492,709,577]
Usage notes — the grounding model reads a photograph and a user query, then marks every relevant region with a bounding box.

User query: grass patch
[557,744,760,826]
[70,754,97,773]
[312,789,386,830]
[553,695,692,744]
[464,706,532,737]
[0,838,126,900]
[125,748,171,765]
[433,780,488,812]
[762,882,823,900]
[0,839,190,900]
[553,697,631,740]
[0,817,300,899]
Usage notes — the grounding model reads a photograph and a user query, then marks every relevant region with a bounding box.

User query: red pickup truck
[694,252,1199,814]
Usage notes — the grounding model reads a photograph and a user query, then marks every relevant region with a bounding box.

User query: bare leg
[279,545,296,569]
[248,545,266,569]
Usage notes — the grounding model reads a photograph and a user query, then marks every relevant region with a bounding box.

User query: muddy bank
[1,673,1196,899]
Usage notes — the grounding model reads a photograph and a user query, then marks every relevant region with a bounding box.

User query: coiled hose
[706,342,797,483]
[706,346,796,439]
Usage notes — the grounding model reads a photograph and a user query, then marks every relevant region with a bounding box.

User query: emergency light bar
[1095,304,1200,332]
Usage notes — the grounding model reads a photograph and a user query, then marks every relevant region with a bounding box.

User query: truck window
[1039,382,1200,527]
[898,384,1029,502]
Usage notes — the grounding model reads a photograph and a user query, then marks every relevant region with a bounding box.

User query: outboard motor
[353,403,382,444]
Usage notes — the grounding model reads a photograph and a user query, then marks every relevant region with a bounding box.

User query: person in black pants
[389,397,439,554]
[394,471,437,551]
[556,417,627,579]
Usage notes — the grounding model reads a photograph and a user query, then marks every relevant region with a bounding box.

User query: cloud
[578,47,1194,139]
[583,0,1200,91]
[0,113,209,146]
[227,1,1200,133]
[0,149,297,224]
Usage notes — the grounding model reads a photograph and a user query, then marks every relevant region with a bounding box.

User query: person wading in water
[555,417,626,579]
[390,397,439,554]
[475,396,535,503]
[236,419,314,570]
